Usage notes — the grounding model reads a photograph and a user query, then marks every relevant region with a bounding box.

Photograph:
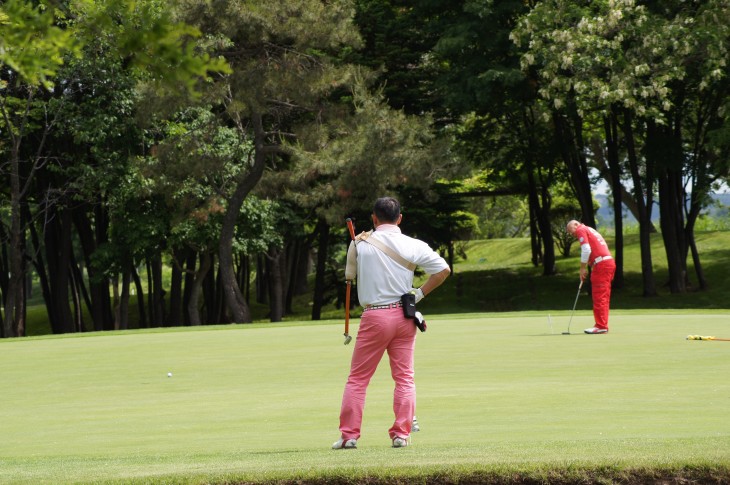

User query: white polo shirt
[353,224,449,306]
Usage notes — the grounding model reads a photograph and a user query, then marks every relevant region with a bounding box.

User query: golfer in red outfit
[333,197,450,450]
[566,220,616,334]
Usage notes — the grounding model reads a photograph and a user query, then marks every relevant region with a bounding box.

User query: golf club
[562,280,584,335]
[343,218,356,345]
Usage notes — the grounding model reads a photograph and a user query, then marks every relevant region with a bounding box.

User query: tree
[0,0,76,337]
[172,0,365,323]
[1,0,228,337]
[283,81,455,317]
[513,0,730,295]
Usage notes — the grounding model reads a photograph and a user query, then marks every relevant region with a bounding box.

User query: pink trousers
[338,307,417,441]
[591,259,616,330]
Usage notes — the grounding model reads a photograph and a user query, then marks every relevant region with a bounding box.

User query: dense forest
[1,0,729,337]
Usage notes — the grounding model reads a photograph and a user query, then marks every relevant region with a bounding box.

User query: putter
[562,280,584,335]
[343,218,356,345]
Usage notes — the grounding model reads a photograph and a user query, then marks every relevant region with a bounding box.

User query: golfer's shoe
[412,416,420,432]
[332,438,357,449]
[584,326,608,334]
[392,436,410,448]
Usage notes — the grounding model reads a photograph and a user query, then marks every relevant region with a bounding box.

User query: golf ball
[167,372,172,377]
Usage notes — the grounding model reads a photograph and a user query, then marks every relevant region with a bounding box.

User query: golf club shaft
[345,281,351,336]
[566,280,583,333]
[344,218,356,341]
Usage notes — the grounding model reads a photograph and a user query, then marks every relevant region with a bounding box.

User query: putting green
[1,312,728,484]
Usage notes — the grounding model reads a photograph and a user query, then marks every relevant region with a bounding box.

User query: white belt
[592,255,613,266]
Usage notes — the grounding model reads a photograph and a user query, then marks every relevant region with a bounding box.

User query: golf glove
[411,287,424,303]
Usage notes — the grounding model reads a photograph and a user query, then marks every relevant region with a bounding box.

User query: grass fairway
[1,312,729,484]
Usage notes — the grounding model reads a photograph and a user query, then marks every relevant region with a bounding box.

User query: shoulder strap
[357,231,417,271]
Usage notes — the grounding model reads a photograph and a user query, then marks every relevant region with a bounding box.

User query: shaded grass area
[2,314,729,484]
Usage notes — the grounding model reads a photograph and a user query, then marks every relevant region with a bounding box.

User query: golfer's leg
[591,263,614,330]
[339,313,392,439]
[386,312,417,440]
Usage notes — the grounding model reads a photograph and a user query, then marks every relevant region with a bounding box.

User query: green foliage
[469,194,530,239]
[0,0,228,92]
[397,180,479,251]
[286,81,453,223]
[512,0,729,122]
[0,0,78,89]
[67,0,230,92]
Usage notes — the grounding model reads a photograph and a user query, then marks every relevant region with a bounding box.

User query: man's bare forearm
[420,267,451,297]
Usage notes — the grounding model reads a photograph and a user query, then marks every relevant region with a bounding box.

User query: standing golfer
[333,197,450,449]
[566,220,616,334]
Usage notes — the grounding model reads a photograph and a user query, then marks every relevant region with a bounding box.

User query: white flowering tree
[512,0,730,294]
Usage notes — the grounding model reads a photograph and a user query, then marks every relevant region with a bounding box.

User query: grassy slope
[1,312,729,484]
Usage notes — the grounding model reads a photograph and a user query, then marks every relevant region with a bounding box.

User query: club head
[343,334,352,345]
[562,332,571,335]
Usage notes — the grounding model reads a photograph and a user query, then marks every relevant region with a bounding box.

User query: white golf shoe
[584,326,608,334]
[412,416,420,432]
[332,437,357,449]
[392,436,410,448]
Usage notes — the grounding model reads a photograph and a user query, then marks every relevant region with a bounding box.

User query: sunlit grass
[1,312,729,484]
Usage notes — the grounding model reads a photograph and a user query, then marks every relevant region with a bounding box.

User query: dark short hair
[373,197,400,223]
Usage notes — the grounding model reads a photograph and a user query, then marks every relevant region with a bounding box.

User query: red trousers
[338,307,416,441]
[591,259,616,330]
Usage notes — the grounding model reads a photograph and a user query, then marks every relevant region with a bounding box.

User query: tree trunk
[219,113,268,323]
[131,266,147,328]
[73,203,114,331]
[182,250,197,325]
[151,254,166,326]
[527,170,555,276]
[69,260,84,333]
[528,194,542,267]
[604,112,624,289]
[69,252,88,332]
[553,109,596,228]
[188,252,212,326]
[0,224,8,311]
[622,110,657,297]
[118,269,131,330]
[284,240,300,314]
[685,194,707,290]
[311,218,330,321]
[26,204,56,333]
[166,247,186,327]
[256,254,267,305]
[203,258,217,324]
[47,207,75,333]
[267,246,284,322]
[4,135,24,338]
[650,120,687,294]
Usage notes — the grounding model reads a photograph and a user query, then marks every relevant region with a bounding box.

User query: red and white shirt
[574,224,611,265]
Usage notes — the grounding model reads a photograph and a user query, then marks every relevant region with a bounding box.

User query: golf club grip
[345,281,351,333]
[346,218,356,241]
